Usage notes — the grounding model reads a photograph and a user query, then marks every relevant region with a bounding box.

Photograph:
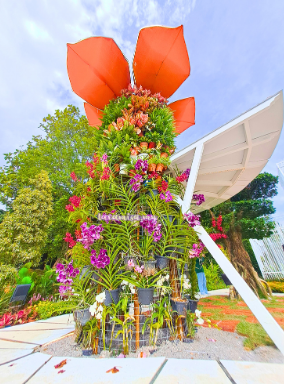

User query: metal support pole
[194,224,284,356]
[182,144,204,213]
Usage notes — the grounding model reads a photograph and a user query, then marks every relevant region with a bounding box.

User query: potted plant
[125,264,162,305]
[184,258,199,313]
[92,245,129,306]
[170,296,188,316]
[148,141,156,149]
[71,272,96,326]
[140,141,148,150]
[80,318,100,355]
[148,157,157,173]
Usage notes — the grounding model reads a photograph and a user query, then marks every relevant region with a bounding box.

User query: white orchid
[96,291,106,303]
[89,303,97,316]
[196,318,204,325]
[195,309,202,318]
[97,305,103,312]
[96,312,102,320]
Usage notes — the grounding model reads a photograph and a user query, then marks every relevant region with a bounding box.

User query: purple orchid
[78,222,104,249]
[184,212,201,228]
[193,194,205,206]
[135,159,148,172]
[56,260,79,296]
[90,249,110,269]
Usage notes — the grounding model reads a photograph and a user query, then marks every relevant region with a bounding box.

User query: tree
[201,172,278,298]
[0,171,53,267]
[0,106,97,262]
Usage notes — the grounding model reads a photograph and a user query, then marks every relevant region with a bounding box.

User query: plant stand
[169,259,185,340]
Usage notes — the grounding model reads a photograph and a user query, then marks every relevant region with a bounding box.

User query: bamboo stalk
[134,293,140,350]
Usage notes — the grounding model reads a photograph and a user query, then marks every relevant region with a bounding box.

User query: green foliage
[203,262,226,291]
[0,264,17,288]
[36,300,76,319]
[0,106,97,262]
[201,173,278,240]
[0,171,53,266]
[267,281,284,292]
[0,209,6,224]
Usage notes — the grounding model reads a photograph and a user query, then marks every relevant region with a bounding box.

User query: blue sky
[0,0,284,216]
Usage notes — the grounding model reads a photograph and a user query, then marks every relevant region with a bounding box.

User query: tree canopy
[0,105,98,262]
[0,171,53,266]
[202,172,278,240]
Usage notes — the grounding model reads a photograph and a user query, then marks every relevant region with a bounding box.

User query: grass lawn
[198,295,284,350]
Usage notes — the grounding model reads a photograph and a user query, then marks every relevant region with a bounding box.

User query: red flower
[65,204,74,212]
[75,229,82,239]
[69,196,81,208]
[64,232,76,248]
[101,167,110,180]
[70,172,78,181]
[158,181,168,193]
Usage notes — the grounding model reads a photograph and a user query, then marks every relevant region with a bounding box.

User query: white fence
[250,222,284,280]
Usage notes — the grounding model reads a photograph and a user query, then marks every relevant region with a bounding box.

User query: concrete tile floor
[0,348,34,365]
[0,328,74,345]
[1,314,284,383]
[0,352,51,384]
[221,360,284,384]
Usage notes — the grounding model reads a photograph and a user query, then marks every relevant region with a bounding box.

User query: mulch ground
[198,295,284,333]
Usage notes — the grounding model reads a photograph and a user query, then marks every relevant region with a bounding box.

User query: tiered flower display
[58,25,207,354]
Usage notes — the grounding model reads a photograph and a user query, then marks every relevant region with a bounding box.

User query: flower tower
[60,26,206,352]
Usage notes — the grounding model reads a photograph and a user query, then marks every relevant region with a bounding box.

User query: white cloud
[0,0,196,171]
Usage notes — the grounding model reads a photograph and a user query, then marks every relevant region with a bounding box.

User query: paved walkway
[1,314,284,383]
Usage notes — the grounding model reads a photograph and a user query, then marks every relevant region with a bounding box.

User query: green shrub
[204,262,226,291]
[36,300,76,319]
[267,281,284,293]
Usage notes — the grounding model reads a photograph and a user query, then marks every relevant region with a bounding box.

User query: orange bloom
[67,25,195,135]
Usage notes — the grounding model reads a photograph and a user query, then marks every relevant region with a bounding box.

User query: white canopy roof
[170,91,284,213]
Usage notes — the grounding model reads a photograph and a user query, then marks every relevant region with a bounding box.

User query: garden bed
[39,326,284,363]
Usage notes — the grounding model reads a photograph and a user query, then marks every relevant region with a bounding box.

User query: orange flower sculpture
[67,25,195,135]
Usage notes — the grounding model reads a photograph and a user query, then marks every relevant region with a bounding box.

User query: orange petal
[67,37,130,110]
[168,97,195,134]
[84,103,103,128]
[133,25,190,98]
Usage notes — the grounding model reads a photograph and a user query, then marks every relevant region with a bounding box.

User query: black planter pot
[73,309,91,326]
[82,349,92,356]
[170,298,188,315]
[155,255,169,269]
[80,266,91,280]
[184,296,199,313]
[105,289,120,306]
[146,189,159,198]
[137,287,154,305]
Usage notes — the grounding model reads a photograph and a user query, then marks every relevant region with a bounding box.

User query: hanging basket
[73,308,91,326]
[105,289,120,306]
[170,298,188,315]
[142,259,156,272]
[155,255,169,269]
[137,287,154,305]
[184,295,199,313]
